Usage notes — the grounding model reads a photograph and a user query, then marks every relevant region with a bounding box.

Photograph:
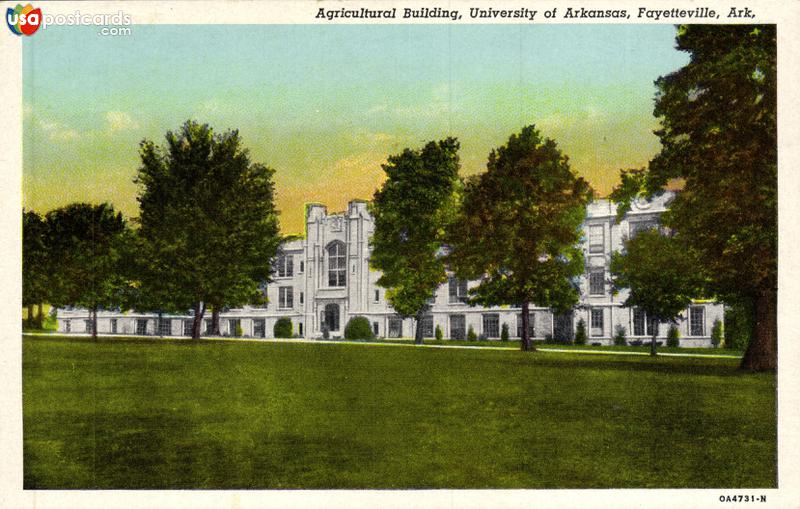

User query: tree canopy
[447,125,593,351]
[610,229,705,356]
[22,210,51,328]
[45,203,129,339]
[611,25,776,370]
[369,138,461,344]
[135,120,282,338]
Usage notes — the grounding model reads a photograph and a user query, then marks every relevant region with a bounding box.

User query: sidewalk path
[23,332,743,359]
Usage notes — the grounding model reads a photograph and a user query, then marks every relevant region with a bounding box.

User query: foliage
[273,317,293,338]
[234,324,243,338]
[501,323,510,342]
[574,319,587,345]
[321,324,330,340]
[435,325,443,341]
[467,325,477,341]
[611,26,776,370]
[134,120,282,338]
[344,316,375,340]
[447,126,592,352]
[667,325,680,348]
[724,304,751,351]
[45,203,129,339]
[369,138,461,345]
[613,325,627,346]
[611,230,704,355]
[711,319,723,348]
[23,210,51,328]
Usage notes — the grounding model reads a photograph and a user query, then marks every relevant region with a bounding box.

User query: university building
[57,192,723,346]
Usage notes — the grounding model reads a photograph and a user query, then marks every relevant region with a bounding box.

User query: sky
[22,24,689,234]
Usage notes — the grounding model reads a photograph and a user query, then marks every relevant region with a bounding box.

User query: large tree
[135,120,281,339]
[369,138,461,344]
[22,210,50,329]
[46,203,128,339]
[613,26,776,371]
[610,229,705,356]
[447,125,592,351]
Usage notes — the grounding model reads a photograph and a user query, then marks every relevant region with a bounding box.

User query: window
[633,309,653,336]
[228,319,241,337]
[111,318,117,334]
[372,322,379,336]
[420,315,434,338]
[300,292,304,305]
[590,309,604,337]
[327,241,346,287]
[298,323,303,336]
[158,318,171,336]
[629,220,658,238]
[450,314,466,340]
[483,314,500,338]
[64,319,71,332]
[388,316,403,338]
[589,225,604,253]
[276,253,293,278]
[516,313,536,338]
[448,277,468,303]
[253,319,265,338]
[374,289,380,303]
[137,319,148,336]
[183,320,193,336]
[589,269,605,296]
[690,306,705,336]
[85,319,94,334]
[204,319,212,335]
[299,260,304,273]
[279,287,294,309]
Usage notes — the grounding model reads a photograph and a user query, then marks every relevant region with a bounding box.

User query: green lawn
[23,334,775,489]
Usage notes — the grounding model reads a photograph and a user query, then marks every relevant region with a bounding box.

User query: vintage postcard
[2,0,799,507]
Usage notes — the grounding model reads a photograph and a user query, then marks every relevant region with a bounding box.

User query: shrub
[467,325,477,341]
[666,324,680,348]
[591,342,602,347]
[711,319,723,348]
[321,324,330,340]
[435,325,443,341]
[501,323,509,342]
[544,334,554,344]
[234,323,243,338]
[575,319,587,345]
[478,333,487,341]
[724,303,751,350]
[344,316,374,340]
[613,325,627,346]
[274,317,293,338]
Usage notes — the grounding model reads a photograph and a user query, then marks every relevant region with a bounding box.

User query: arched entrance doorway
[323,303,340,332]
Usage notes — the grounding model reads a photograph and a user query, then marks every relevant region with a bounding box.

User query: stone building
[57,193,723,346]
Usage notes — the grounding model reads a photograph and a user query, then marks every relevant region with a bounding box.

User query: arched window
[327,241,346,287]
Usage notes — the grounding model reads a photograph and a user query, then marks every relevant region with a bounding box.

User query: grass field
[22,334,775,489]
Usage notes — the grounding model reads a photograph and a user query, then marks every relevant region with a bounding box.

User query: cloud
[35,117,81,142]
[105,111,139,133]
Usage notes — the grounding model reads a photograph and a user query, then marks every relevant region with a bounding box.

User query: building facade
[56,193,723,346]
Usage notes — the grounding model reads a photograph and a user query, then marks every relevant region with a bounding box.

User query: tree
[610,230,704,356]
[447,126,592,352]
[135,120,281,339]
[613,26,776,370]
[369,138,461,345]
[22,210,50,329]
[46,203,128,339]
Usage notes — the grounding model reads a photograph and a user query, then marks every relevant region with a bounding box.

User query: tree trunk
[92,306,98,341]
[414,309,424,345]
[741,287,777,371]
[521,301,532,352]
[26,304,34,328]
[36,303,44,329]
[211,307,221,336]
[191,301,205,340]
[157,311,164,338]
[650,319,658,356]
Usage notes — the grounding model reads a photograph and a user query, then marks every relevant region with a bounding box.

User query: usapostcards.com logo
[6,4,41,36]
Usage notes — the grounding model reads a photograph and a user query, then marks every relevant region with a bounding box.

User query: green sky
[22,24,689,234]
